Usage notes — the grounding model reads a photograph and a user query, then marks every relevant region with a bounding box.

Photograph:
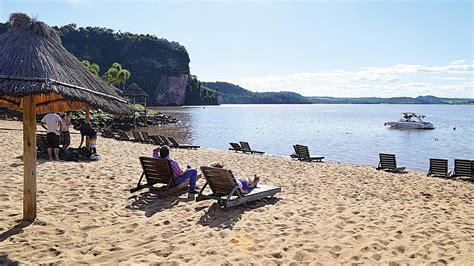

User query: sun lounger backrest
[200,166,240,197]
[295,144,310,159]
[168,137,180,147]
[150,135,164,145]
[132,131,143,142]
[139,157,175,186]
[160,135,171,146]
[379,153,397,169]
[239,141,251,151]
[36,134,48,153]
[453,159,473,177]
[142,132,152,142]
[428,159,448,176]
[229,143,242,151]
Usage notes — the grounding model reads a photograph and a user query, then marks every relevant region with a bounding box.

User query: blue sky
[1,0,472,97]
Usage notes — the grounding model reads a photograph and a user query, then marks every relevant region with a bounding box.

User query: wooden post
[144,98,147,127]
[85,107,90,151]
[22,95,37,221]
[133,98,136,128]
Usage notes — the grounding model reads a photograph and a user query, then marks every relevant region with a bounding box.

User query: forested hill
[0,22,219,105]
[203,82,311,104]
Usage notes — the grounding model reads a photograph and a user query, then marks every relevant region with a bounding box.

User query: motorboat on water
[384,112,435,129]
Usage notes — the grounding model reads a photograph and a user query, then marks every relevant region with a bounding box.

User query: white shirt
[41,113,62,135]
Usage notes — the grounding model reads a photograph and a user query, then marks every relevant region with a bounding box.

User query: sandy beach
[0,120,473,265]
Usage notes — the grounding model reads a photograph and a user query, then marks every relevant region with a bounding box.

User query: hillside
[307,96,474,104]
[0,22,216,106]
[203,82,311,104]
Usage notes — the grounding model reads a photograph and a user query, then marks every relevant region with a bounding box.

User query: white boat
[384,112,435,129]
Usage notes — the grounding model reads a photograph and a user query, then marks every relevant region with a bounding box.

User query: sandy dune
[0,120,473,264]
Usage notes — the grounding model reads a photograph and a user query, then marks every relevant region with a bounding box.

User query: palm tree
[102,62,131,88]
[81,60,100,76]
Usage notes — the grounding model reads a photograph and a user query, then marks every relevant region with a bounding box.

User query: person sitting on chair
[159,145,199,194]
[210,162,260,194]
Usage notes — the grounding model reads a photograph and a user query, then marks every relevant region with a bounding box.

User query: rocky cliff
[155,74,189,105]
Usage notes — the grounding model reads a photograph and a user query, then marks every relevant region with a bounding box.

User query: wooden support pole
[85,107,90,151]
[22,95,37,221]
[144,98,147,127]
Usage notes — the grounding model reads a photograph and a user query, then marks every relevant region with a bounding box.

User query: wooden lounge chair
[239,141,265,155]
[294,144,324,162]
[130,157,190,197]
[115,130,133,141]
[376,153,406,173]
[290,145,299,158]
[159,135,174,147]
[168,137,200,149]
[452,159,473,180]
[150,135,166,146]
[36,134,48,155]
[132,130,146,143]
[100,128,116,138]
[197,166,281,208]
[229,142,244,153]
[427,159,451,178]
[141,131,156,144]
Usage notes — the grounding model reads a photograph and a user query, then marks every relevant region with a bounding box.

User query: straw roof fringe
[122,83,149,98]
[0,13,133,114]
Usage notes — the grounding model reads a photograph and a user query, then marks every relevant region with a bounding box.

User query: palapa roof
[122,83,149,98]
[0,13,133,114]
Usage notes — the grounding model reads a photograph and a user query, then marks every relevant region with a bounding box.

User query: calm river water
[149,104,474,171]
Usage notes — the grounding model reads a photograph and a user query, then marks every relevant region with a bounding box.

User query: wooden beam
[85,107,91,151]
[22,95,37,221]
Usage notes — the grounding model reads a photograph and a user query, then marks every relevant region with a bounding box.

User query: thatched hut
[122,83,149,126]
[0,13,132,221]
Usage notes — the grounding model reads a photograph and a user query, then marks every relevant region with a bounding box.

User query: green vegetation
[81,60,100,76]
[102,62,131,89]
[203,82,311,104]
[185,76,219,105]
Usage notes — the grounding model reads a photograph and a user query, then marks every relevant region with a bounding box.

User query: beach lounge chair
[197,166,281,208]
[427,159,451,178]
[36,134,48,155]
[159,135,174,147]
[239,141,265,155]
[100,128,116,138]
[452,159,473,180]
[115,130,133,141]
[150,135,166,146]
[168,137,200,149]
[229,142,244,153]
[376,153,406,173]
[290,145,299,158]
[141,131,156,144]
[132,130,146,143]
[130,157,190,197]
[293,144,324,162]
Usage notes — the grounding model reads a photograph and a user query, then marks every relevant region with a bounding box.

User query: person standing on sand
[58,112,71,149]
[159,145,199,194]
[75,121,98,155]
[40,112,62,160]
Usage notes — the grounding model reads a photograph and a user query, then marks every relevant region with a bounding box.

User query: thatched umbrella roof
[122,83,149,99]
[0,13,132,114]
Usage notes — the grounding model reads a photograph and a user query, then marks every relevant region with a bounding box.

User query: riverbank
[0,120,472,264]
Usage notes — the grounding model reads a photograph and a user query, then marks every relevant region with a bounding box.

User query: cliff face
[155,74,189,105]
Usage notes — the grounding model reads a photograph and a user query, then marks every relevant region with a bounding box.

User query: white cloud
[229,59,474,98]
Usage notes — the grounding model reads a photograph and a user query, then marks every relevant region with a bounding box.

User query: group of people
[152,146,260,195]
[40,112,98,160]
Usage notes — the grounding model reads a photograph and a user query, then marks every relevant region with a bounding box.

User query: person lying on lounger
[210,162,260,194]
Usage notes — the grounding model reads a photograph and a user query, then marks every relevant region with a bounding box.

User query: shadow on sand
[0,220,32,243]
[0,255,19,266]
[196,197,280,229]
[126,189,193,217]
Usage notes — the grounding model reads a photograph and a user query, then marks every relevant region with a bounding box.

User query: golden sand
[0,120,472,264]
